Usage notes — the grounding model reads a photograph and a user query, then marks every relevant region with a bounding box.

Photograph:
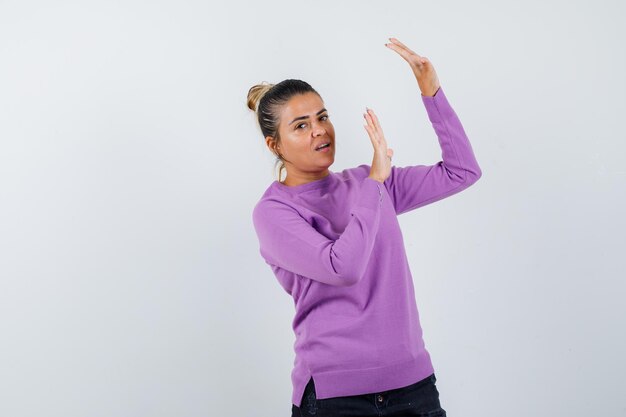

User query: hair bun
[247,82,274,112]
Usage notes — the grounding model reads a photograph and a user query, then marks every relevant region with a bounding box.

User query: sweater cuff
[421,86,454,123]
[354,177,383,211]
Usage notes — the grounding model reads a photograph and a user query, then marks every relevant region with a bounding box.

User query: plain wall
[0,0,624,416]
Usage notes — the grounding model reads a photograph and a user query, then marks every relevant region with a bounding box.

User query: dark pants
[291,373,446,417]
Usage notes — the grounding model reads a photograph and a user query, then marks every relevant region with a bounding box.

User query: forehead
[280,92,324,119]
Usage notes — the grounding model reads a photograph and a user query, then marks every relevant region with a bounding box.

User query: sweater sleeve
[383,86,483,216]
[252,177,383,286]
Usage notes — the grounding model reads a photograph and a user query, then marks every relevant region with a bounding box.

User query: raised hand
[363,107,393,183]
[385,37,441,97]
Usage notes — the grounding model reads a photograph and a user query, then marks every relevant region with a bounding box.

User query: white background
[1,1,624,416]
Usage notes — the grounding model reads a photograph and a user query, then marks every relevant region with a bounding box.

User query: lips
[315,142,332,151]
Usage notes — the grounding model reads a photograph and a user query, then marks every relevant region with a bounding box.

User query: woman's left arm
[383,86,482,215]
[380,37,482,215]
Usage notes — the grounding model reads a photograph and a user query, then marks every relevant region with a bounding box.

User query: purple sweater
[252,86,482,407]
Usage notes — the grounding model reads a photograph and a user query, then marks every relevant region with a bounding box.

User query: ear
[265,136,279,152]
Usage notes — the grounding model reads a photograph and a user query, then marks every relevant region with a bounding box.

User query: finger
[385,41,413,62]
[366,109,387,146]
[363,116,378,145]
[366,109,384,136]
[388,37,420,57]
[363,123,373,142]
[386,38,427,69]
[364,111,381,143]
[385,42,422,68]
[364,124,382,153]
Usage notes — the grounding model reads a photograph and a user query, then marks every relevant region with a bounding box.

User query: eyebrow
[289,108,328,126]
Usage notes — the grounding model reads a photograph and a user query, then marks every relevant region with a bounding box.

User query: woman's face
[270,92,336,176]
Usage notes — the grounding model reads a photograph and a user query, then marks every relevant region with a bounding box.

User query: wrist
[420,84,440,97]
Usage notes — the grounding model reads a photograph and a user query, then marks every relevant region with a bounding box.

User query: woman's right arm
[252,177,383,287]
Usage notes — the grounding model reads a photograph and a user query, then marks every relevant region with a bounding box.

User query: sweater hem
[307,350,435,401]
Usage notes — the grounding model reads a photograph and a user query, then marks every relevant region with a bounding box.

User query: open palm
[385,37,441,97]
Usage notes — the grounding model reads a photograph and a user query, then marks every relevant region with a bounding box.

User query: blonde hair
[247,79,320,182]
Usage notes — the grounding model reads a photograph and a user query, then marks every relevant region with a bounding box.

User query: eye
[295,115,329,130]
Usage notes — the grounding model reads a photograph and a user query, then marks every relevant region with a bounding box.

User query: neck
[281,169,330,187]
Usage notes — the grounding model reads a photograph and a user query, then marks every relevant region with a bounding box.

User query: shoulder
[339,164,371,181]
[343,163,371,177]
[252,194,300,226]
[252,181,287,213]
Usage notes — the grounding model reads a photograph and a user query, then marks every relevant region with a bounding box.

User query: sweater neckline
[273,171,335,194]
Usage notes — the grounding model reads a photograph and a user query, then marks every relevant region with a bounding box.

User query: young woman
[249,37,482,417]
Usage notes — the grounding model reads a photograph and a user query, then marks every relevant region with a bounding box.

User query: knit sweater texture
[252,86,482,407]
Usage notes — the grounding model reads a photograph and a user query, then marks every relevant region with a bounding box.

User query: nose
[312,122,326,137]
